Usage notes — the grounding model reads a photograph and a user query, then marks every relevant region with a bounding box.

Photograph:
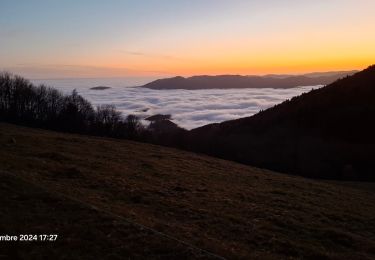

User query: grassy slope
[0,123,375,259]
[0,172,215,259]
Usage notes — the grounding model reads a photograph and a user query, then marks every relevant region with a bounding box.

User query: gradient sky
[1,0,374,78]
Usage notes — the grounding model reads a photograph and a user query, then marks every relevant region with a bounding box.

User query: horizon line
[14,68,361,81]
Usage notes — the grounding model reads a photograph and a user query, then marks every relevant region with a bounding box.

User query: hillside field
[0,123,375,259]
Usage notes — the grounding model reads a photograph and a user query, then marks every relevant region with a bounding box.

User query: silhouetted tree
[94,104,122,136]
[124,114,142,139]
[0,72,145,139]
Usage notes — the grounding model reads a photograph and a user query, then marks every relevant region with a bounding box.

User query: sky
[1,0,375,79]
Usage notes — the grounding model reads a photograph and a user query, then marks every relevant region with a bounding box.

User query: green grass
[0,123,375,259]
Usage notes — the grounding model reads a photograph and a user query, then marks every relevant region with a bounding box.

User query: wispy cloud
[3,63,170,79]
[118,50,183,61]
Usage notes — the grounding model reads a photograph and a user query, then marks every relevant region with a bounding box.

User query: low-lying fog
[32,78,321,130]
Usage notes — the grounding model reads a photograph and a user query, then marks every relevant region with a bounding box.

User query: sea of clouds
[32,78,321,130]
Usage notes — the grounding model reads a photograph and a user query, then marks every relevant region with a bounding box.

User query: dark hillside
[1,123,375,259]
[187,66,375,180]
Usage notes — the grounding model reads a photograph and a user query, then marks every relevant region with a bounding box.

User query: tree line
[0,72,143,139]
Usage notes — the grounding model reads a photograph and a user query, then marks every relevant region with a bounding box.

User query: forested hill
[185,66,375,180]
[142,71,356,90]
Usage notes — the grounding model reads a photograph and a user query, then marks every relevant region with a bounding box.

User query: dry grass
[0,123,375,259]
[0,172,216,259]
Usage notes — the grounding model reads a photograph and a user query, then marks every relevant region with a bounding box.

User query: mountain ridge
[142,71,357,90]
[180,65,375,180]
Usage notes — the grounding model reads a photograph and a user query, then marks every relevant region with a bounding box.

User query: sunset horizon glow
[1,0,374,79]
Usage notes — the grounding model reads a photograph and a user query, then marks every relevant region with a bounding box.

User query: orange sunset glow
[1,0,374,78]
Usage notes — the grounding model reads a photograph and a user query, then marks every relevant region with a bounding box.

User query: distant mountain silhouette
[145,114,171,121]
[145,114,184,135]
[179,66,375,180]
[90,86,111,90]
[142,71,357,90]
